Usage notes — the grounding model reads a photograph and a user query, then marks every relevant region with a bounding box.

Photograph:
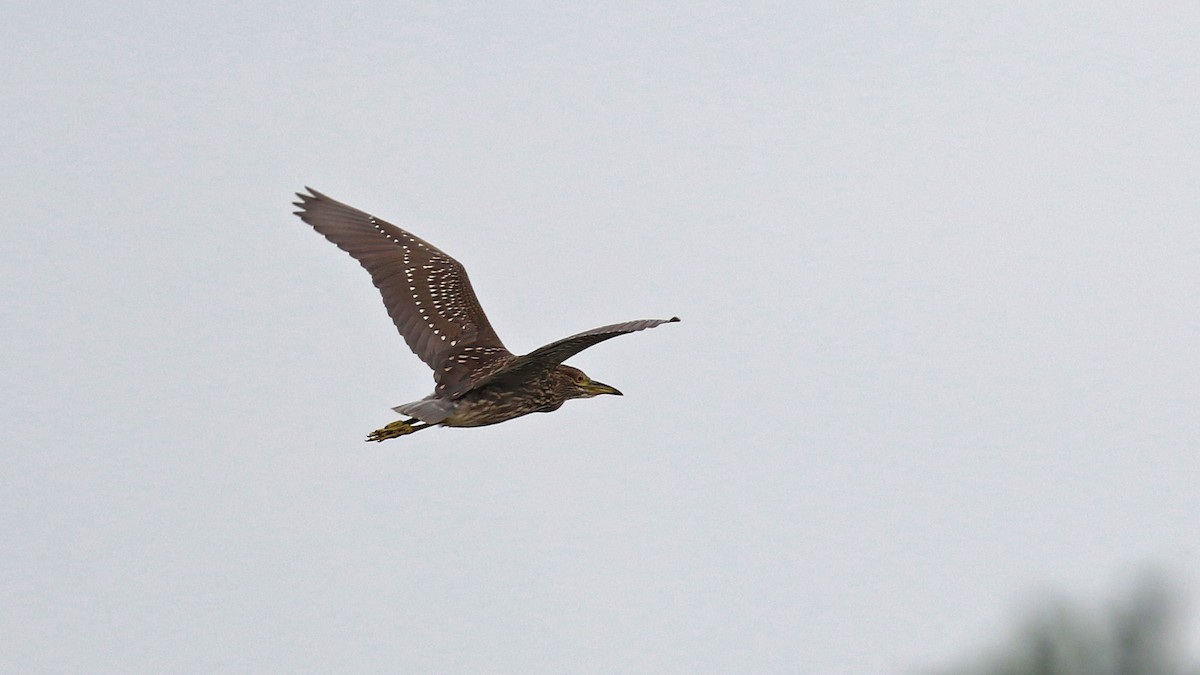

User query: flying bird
[292,188,679,441]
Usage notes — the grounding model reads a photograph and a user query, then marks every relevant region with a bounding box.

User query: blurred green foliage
[925,573,1197,675]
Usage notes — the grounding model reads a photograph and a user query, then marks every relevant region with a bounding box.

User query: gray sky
[3,2,1198,673]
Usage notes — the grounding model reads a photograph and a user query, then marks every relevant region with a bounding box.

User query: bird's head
[555,365,622,400]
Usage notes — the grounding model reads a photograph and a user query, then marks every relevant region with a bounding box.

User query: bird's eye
[575,374,587,385]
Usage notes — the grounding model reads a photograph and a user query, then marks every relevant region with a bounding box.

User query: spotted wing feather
[293,188,513,395]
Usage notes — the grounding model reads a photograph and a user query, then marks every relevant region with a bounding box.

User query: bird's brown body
[429,366,589,426]
[292,188,677,441]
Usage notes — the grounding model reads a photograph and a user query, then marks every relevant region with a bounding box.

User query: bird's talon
[366,420,417,442]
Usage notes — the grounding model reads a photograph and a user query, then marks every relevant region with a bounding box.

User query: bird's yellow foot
[366,420,417,442]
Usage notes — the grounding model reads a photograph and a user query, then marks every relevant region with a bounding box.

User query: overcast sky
[3,2,1198,673]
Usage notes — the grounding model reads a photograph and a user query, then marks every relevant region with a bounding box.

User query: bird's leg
[366,417,432,442]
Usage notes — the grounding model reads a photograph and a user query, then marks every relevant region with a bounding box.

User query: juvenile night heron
[292,188,679,441]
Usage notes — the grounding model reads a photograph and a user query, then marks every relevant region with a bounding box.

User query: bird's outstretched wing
[293,188,513,396]
[460,317,680,396]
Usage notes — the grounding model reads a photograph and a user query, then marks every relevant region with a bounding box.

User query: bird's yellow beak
[584,380,622,397]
